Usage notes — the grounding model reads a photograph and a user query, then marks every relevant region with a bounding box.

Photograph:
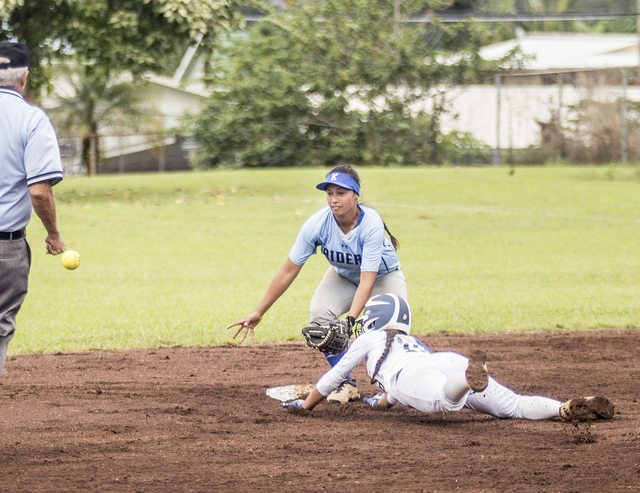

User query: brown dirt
[1,329,639,492]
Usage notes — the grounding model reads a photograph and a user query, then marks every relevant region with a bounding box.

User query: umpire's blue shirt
[0,87,63,232]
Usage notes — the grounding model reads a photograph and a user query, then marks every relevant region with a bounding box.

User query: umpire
[0,41,66,376]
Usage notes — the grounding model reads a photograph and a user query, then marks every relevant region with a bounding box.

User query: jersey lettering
[321,247,362,266]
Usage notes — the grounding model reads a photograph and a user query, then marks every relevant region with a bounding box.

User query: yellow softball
[61,250,81,270]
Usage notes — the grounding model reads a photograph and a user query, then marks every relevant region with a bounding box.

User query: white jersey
[316,330,432,399]
[288,205,400,285]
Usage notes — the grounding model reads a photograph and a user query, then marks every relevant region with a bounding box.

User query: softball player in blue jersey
[228,166,407,402]
[283,294,614,422]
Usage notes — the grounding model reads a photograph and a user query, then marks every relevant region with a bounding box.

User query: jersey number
[402,340,432,354]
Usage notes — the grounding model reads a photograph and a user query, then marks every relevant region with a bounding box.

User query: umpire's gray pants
[0,238,30,377]
[309,267,407,326]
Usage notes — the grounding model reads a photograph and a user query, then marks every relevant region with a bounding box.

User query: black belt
[0,229,26,240]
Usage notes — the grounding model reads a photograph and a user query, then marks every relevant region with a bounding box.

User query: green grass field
[14,165,640,354]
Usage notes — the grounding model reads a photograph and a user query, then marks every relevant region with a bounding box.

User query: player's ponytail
[370,329,403,386]
[383,222,400,251]
[328,165,400,251]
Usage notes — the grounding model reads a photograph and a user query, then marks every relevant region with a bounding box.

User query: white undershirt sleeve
[315,334,376,396]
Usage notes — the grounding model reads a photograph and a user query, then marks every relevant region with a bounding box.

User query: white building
[441,32,640,153]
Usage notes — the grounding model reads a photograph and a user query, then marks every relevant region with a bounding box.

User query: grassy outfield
[14,165,640,354]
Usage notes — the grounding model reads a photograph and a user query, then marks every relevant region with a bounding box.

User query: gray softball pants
[309,267,407,326]
[0,238,30,377]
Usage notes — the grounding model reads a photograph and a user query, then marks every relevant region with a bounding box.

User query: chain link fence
[440,67,640,165]
[57,134,197,176]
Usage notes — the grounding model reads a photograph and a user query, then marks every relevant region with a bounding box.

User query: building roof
[147,32,209,96]
[480,32,640,71]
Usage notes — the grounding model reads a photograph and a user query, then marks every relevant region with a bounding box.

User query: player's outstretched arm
[282,387,326,411]
[227,259,303,342]
[301,387,326,410]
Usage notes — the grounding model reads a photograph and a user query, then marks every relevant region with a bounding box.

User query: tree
[184,0,520,167]
[0,0,244,95]
[0,0,243,174]
[48,62,160,174]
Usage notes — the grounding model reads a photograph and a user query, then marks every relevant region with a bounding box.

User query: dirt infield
[1,329,639,492]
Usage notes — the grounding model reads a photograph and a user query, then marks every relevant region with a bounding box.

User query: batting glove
[363,392,386,408]
[281,399,305,409]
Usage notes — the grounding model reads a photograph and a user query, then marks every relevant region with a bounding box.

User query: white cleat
[327,378,360,403]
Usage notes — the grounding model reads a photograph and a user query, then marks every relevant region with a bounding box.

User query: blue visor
[316,172,360,195]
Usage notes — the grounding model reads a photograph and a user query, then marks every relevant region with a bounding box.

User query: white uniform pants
[393,352,562,420]
[309,267,407,326]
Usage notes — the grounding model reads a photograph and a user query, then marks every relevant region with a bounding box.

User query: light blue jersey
[0,87,63,231]
[289,205,400,285]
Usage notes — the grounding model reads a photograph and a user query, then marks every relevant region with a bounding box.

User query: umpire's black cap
[0,41,34,74]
